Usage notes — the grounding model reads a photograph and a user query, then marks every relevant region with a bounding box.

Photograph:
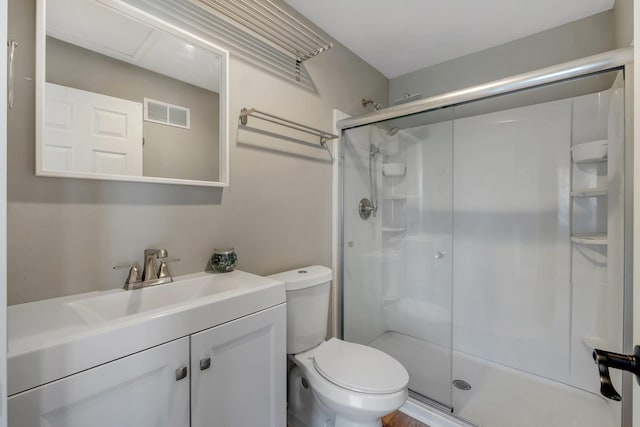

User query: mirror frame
[35,0,229,187]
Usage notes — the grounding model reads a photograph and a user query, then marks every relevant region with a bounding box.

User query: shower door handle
[592,346,640,401]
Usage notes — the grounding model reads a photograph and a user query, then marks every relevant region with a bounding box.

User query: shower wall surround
[343,72,624,427]
[7,0,388,304]
[453,99,573,381]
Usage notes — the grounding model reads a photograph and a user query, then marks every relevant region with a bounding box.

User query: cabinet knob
[200,357,211,371]
[175,366,188,381]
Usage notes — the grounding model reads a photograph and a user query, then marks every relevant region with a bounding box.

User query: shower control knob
[435,251,446,259]
[348,241,355,248]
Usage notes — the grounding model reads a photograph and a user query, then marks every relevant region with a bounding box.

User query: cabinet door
[8,337,190,427]
[191,304,286,427]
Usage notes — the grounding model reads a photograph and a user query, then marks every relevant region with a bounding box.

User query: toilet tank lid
[268,265,332,291]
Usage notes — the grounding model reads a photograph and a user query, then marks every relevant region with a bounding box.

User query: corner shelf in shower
[382,225,407,233]
[382,163,406,177]
[382,194,407,200]
[570,233,608,245]
[571,140,608,163]
[571,187,608,197]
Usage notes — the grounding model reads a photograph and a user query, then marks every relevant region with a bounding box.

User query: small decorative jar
[211,248,237,273]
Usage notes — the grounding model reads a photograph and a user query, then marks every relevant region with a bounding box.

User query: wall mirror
[36,0,229,187]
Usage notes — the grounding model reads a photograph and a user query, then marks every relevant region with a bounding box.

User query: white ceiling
[284,0,615,78]
[48,0,222,92]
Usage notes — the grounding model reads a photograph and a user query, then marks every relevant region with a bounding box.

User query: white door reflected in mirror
[44,83,143,176]
[36,0,229,187]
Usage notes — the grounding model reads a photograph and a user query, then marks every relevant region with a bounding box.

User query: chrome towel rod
[239,108,339,147]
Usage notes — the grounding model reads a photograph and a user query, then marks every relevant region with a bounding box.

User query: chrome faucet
[114,248,180,290]
[143,248,168,281]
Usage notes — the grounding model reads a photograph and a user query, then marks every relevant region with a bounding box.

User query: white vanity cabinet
[8,270,287,427]
[190,304,286,427]
[8,337,191,427]
[8,304,287,427]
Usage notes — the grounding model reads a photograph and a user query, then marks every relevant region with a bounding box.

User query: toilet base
[288,365,333,427]
[288,364,392,427]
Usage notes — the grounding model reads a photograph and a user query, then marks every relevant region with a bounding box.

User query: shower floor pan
[370,331,619,427]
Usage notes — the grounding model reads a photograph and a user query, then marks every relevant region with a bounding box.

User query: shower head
[387,127,399,136]
[392,92,423,106]
[362,98,384,111]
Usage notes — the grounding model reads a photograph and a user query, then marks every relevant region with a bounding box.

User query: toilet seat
[312,338,409,394]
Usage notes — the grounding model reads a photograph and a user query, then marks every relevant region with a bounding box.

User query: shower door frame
[337,47,634,426]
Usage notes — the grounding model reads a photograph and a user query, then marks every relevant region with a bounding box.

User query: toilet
[269,266,409,427]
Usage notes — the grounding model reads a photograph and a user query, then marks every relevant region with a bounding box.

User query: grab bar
[239,107,338,148]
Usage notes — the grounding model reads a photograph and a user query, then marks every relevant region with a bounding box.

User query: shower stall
[339,50,631,427]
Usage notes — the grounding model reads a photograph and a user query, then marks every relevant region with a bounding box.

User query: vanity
[8,0,287,423]
[7,271,286,426]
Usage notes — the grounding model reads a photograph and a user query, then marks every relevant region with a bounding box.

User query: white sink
[68,272,255,323]
[8,270,285,396]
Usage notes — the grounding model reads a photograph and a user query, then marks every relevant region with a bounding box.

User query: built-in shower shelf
[382,225,407,233]
[382,293,401,303]
[382,194,407,200]
[382,163,406,177]
[571,187,608,197]
[571,233,608,245]
[571,140,608,163]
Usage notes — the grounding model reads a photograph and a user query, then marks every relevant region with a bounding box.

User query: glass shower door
[447,70,625,427]
[341,69,626,427]
[341,107,455,409]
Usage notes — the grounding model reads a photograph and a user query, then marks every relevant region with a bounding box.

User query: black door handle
[593,346,640,401]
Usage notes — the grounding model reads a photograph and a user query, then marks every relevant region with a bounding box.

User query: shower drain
[452,379,472,390]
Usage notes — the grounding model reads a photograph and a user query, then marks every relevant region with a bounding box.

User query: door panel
[190,304,286,427]
[44,82,143,175]
[8,337,190,427]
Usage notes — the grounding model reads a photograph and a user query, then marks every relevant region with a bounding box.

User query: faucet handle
[113,263,141,288]
[158,258,180,280]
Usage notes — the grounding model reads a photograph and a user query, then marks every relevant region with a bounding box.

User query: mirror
[36,0,229,186]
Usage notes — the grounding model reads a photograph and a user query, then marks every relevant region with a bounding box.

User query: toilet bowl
[269,266,409,427]
[293,338,408,427]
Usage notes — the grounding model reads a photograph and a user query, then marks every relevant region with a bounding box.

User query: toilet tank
[268,266,332,354]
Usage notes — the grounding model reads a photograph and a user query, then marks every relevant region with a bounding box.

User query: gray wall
[614,0,633,48]
[390,11,616,103]
[8,0,388,304]
[46,37,220,182]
